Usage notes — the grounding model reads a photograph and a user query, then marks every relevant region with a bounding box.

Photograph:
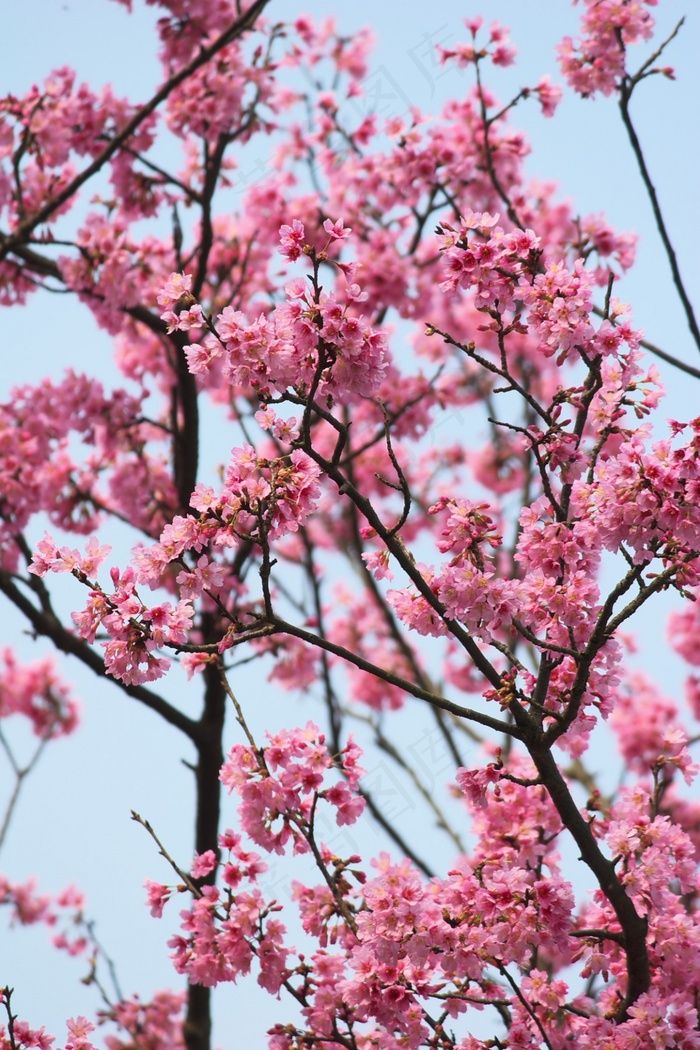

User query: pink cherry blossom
[1,4,699,1049]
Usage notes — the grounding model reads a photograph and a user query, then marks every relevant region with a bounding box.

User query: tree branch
[528,742,649,1020]
[0,0,272,263]
[619,48,700,353]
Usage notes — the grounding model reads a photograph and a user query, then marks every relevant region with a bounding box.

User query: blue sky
[0,1,698,1044]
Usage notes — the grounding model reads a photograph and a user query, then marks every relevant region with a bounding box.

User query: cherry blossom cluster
[439,17,564,120]
[439,16,517,70]
[437,210,620,365]
[1,874,55,928]
[144,747,588,1046]
[609,671,698,783]
[323,586,419,711]
[0,877,87,958]
[220,723,366,854]
[0,1009,96,1050]
[259,755,577,1047]
[667,597,700,724]
[0,373,152,566]
[571,785,700,1046]
[0,68,139,240]
[577,213,638,283]
[163,38,275,147]
[145,828,285,991]
[0,649,78,739]
[166,220,389,403]
[29,533,113,582]
[27,439,324,684]
[285,15,373,83]
[29,535,189,685]
[101,992,185,1050]
[59,212,165,334]
[437,209,539,298]
[0,991,185,1050]
[170,880,289,993]
[388,553,514,646]
[132,441,322,579]
[156,727,364,999]
[235,751,699,1047]
[72,570,193,686]
[572,416,700,583]
[558,0,659,97]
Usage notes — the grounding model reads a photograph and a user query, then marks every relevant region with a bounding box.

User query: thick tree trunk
[184,645,226,1050]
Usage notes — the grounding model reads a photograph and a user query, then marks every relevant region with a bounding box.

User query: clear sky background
[0,1,698,1044]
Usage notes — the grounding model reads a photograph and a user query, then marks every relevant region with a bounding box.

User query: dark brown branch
[341,454,475,771]
[117,143,203,205]
[431,326,553,428]
[355,787,434,877]
[619,40,700,353]
[474,60,524,231]
[170,327,200,511]
[193,134,229,301]
[0,727,50,849]
[527,743,649,1020]
[0,987,19,1050]
[299,528,342,750]
[185,644,227,1050]
[268,614,516,737]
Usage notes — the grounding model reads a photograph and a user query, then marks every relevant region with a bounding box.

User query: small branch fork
[0,988,19,1050]
[0,726,51,851]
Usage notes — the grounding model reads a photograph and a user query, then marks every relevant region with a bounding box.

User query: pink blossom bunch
[323,584,427,710]
[0,648,78,738]
[29,536,193,685]
[437,214,624,363]
[437,210,538,298]
[220,723,365,853]
[147,830,286,992]
[609,672,698,782]
[439,18,517,70]
[518,259,596,361]
[0,1009,58,1050]
[558,0,659,97]
[74,579,193,686]
[174,221,388,403]
[102,992,186,1050]
[0,877,87,957]
[573,418,700,576]
[578,212,638,281]
[29,533,112,581]
[0,67,138,233]
[0,373,148,563]
[169,882,289,991]
[1,991,186,1050]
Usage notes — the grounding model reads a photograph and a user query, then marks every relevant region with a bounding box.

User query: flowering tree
[1,1,699,1048]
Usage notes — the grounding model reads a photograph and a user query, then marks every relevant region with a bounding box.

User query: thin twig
[131,811,202,897]
[618,19,700,353]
